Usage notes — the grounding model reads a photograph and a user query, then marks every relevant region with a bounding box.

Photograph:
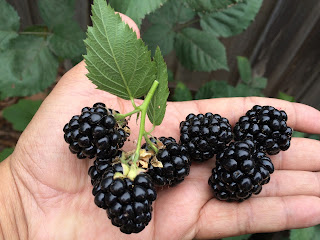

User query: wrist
[0,157,28,239]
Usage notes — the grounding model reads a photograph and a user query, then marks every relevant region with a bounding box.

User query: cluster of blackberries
[179,105,292,202]
[63,102,130,159]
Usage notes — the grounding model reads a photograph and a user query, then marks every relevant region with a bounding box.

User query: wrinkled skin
[1,15,320,240]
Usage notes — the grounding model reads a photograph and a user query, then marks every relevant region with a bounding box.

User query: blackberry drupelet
[208,140,274,202]
[233,105,292,155]
[92,163,157,234]
[63,102,130,159]
[143,137,191,186]
[180,113,233,162]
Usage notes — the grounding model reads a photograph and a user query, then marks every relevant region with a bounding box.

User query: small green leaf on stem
[147,47,169,126]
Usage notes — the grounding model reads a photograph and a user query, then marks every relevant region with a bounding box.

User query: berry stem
[115,108,140,120]
[132,80,159,164]
[143,133,159,153]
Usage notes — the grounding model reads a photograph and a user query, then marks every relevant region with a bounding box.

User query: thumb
[116,13,141,39]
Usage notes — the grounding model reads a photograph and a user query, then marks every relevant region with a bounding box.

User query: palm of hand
[8,62,320,240]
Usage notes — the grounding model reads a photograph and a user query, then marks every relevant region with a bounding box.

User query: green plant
[0,0,85,100]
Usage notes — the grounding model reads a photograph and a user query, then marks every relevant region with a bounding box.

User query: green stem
[144,133,159,154]
[132,80,159,164]
[19,31,51,36]
[115,108,140,120]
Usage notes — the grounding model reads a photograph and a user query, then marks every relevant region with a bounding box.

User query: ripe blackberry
[143,137,191,186]
[208,140,274,202]
[63,102,130,159]
[92,163,157,234]
[180,113,233,162]
[233,105,292,155]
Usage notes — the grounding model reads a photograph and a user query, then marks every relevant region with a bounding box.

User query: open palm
[3,61,320,240]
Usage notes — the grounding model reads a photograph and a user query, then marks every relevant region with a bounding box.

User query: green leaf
[0,35,59,99]
[200,0,263,37]
[0,148,14,162]
[290,226,320,240]
[175,28,228,72]
[237,56,252,84]
[148,0,196,25]
[143,24,175,56]
[84,0,156,100]
[195,80,234,99]
[0,0,20,50]
[109,0,167,26]
[308,134,320,140]
[278,92,295,102]
[223,234,252,240]
[187,0,240,13]
[173,82,192,101]
[147,47,169,126]
[48,21,86,59]
[292,131,305,138]
[251,77,267,89]
[2,99,42,131]
[167,69,174,82]
[38,0,75,29]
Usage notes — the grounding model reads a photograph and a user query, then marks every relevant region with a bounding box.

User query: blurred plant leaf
[2,99,42,131]
[0,35,59,99]
[148,0,195,25]
[175,28,228,71]
[237,56,252,84]
[278,92,295,102]
[200,0,263,38]
[0,148,14,162]
[292,131,305,138]
[147,47,169,126]
[84,0,156,100]
[38,0,75,29]
[109,0,167,26]
[290,226,320,240]
[0,0,20,50]
[167,69,174,82]
[222,234,252,240]
[186,0,240,13]
[48,21,86,59]
[251,77,267,89]
[142,24,176,56]
[173,82,192,101]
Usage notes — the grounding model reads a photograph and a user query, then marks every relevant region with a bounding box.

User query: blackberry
[233,105,292,155]
[208,140,274,202]
[92,163,157,234]
[143,137,191,186]
[63,102,130,159]
[180,113,233,162]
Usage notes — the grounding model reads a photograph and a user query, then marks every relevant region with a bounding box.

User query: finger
[170,97,320,134]
[254,170,320,198]
[195,196,320,239]
[271,138,320,171]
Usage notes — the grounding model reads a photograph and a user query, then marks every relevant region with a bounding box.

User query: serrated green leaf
[148,0,195,25]
[0,0,20,50]
[0,148,14,162]
[0,35,59,99]
[290,226,319,240]
[173,82,192,101]
[84,0,156,100]
[147,47,169,126]
[251,77,267,89]
[143,24,175,56]
[222,234,252,240]
[200,0,263,38]
[48,21,86,59]
[2,99,42,131]
[109,0,167,27]
[278,92,295,102]
[195,80,234,99]
[237,56,252,84]
[187,0,240,13]
[38,0,75,29]
[175,28,228,72]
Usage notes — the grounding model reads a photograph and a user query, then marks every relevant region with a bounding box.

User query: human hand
[1,15,320,240]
